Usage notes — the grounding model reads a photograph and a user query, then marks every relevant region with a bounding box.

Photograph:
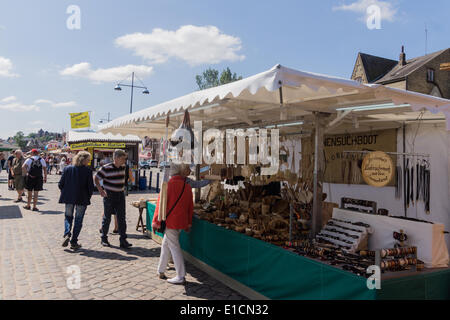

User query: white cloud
[0,56,19,78]
[115,25,245,66]
[29,120,45,125]
[1,96,17,103]
[34,99,77,108]
[333,0,398,22]
[0,102,40,112]
[60,62,154,83]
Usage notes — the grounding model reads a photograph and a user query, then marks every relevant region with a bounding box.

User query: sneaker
[14,198,23,203]
[32,207,39,212]
[23,205,31,210]
[101,239,111,247]
[167,276,186,285]
[112,230,119,234]
[62,234,71,247]
[119,241,133,249]
[158,273,167,280]
[70,243,82,250]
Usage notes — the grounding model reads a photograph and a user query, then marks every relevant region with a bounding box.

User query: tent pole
[195,164,201,203]
[311,112,324,238]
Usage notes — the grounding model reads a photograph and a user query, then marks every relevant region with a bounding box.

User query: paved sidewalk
[0,171,246,300]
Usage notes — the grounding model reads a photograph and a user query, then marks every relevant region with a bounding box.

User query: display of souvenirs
[340,197,377,214]
[316,219,370,253]
[195,178,313,246]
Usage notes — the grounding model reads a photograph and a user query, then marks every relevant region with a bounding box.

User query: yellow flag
[70,112,90,129]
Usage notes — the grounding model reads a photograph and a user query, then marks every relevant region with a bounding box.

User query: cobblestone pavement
[0,171,246,300]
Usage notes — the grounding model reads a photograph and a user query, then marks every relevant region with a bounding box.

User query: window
[427,68,435,83]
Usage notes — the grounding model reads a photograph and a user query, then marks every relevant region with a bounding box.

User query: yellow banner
[70,142,126,150]
[70,112,90,129]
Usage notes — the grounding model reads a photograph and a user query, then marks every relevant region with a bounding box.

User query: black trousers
[101,191,127,244]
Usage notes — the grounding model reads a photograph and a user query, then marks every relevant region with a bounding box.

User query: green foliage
[13,131,27,149]
[196,67,242,90]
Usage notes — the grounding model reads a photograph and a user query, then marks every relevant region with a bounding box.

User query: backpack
[29,157,43,178]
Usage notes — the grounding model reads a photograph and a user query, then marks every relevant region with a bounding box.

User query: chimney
[399,45,406,66]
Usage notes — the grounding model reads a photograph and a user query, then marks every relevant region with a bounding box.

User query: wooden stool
[132,200,147,234]
[136,207,146,233]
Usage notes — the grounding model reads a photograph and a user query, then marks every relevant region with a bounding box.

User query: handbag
[155,179,186,234]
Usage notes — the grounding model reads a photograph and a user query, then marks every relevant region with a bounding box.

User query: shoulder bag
[155,179,186,234]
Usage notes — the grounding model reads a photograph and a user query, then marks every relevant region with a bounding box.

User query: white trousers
[157,229,186,278]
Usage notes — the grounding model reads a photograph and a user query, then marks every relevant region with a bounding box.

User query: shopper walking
[95,149,132,249]
[7,153,15,190]
[153,163,193,284]
[59,151,94,250]
[10,150,25,202]
[22,149,47,212]
[48,157,54,174]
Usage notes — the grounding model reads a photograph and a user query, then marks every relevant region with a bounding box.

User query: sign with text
[69,142,126,150]
[361,151,395,187]
[302,129,397,185]
[70,112,90,129]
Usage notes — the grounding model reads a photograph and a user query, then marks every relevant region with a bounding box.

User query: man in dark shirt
[95,149,132,249]
[7,154,15,190]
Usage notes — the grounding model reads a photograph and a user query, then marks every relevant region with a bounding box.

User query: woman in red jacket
[153,163,193,284]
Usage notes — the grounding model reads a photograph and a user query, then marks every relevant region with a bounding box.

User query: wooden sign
[302,129,397,185]
[361,151,394,187]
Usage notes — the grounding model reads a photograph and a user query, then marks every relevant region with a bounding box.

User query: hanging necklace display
[347,159,352,185]
[395,157,402,199]
[405,158,410,209]
[416,159,420,202]
[410,159,414,206]
[424,160,430,214]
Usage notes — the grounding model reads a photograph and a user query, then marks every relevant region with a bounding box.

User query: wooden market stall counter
[145,202,450,300]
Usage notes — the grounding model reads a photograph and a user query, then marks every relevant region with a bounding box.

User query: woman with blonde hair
[59,151,95,250]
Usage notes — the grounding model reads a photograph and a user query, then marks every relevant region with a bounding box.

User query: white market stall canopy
[99,64,450,138]
[67,131,141,143]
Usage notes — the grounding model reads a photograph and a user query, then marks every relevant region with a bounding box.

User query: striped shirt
[95,163,126,192]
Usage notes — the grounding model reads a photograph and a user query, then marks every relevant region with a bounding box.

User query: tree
[220,67,242,85]
[14,131,27,149]
[196,67,242,90]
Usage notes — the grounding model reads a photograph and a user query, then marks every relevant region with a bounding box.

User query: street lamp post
[114,72,150,114]
[99,112,111,124]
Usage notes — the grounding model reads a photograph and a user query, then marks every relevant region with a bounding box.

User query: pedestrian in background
[153,163,193,284]
[22,149,47,212]
[10,150,25,203]
[0,152,5,172]
[7,153,15,190]
[59,151,94,250]
[48,157,54,174]
[95,149,132,249]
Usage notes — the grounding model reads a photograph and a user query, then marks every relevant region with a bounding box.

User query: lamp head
[114,85,122,91]
[142,88,150,94]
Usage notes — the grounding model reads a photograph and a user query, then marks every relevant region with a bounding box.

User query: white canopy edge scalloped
[99,64,450,131]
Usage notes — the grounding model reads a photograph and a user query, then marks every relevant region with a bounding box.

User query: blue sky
[1,0,449,139]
